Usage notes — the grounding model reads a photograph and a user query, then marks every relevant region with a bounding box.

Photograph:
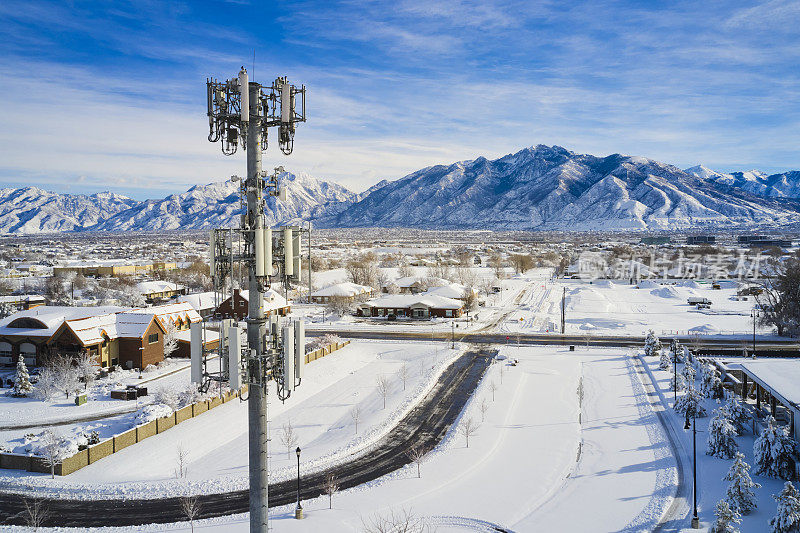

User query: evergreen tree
[724,452,761,515]
[701,363,724,399]
[669,338,682,362]
[659,349,671,370]
[710,499,741,533]
[770,482,800,533]
[674,384,707,418]
[707,408,738,459]
[671,367,686,392]
[754,416,797,480]
[12,355,33,397]
[682,361,697,385]
[725,394,750,435]
[644,330,662,357]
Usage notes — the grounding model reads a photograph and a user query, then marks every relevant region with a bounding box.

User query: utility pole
[206,68,306,533]
[560,287,566,335]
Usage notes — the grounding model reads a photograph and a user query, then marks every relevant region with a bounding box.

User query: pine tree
[669,338,682,363]
[707,408,738,459]
[644,330,662,357]
[725,394,750,435]
[675,384,707,418]
[659,349,671,370]
[710,499,741,533]
[754,416,797,480]
[681,361,697,385]
[701,363,724,399]
[725,452,761,515]
[12,355,33,397]
[770,481,800,533]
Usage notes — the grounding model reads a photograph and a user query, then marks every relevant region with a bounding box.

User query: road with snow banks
[0,350,492,528]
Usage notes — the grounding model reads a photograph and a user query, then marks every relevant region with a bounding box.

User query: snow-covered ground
[306,266,770,338]
[46,346,683,533]
[0,340,463,499]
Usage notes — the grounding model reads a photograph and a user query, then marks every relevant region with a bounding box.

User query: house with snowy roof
[0,302,206,369]
[356,294,464,319]
[135,280,187,304]
[310,282,375,304]
[215,288,290,321]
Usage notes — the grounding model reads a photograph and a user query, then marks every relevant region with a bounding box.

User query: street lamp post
[751,308,759,358]
[684,412,699,528]
[295,446,303,519]
[451,321,455,349]
[673,343,677,403]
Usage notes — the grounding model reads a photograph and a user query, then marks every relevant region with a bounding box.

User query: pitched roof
[176,292,217,311]
[360,294,463,310]
[311,282,373,298]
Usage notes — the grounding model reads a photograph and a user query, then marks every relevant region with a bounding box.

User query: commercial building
[310,282,375,304]
[356,294,464,319]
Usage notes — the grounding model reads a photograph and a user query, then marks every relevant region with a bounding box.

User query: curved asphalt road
[0,350,492,528]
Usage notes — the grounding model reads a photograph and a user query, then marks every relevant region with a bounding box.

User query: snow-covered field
[0,341,463,499]
[52,345,683,533]
[307,265,769,338]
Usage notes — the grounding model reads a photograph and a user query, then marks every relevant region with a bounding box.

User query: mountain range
[2,145,799,233]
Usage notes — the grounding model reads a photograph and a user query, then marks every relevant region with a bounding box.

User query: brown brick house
[216,289,290,320]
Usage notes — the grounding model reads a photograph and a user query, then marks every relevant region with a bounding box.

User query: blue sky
[0,0,798,200]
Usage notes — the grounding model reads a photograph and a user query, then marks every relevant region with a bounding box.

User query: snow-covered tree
[725,452,761,515]
[754,416,797,480]
[674,384,707,418]
[39,429,69,479]
[681,361,697,385]
[644,330,662,357]
[33,366,58,401]
[163,321,179,359]
[707,408,738,459]
[668,338,682,363]
[701,363,725,399]
[74,351,98,391]
[659,349,671,370]
[725,394,750,435]
[671,365,686,393]
[770,482,800,533]
[12,355,33,397]
[710,499,741,533]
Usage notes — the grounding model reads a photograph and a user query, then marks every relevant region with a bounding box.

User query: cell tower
[196,67,307,532]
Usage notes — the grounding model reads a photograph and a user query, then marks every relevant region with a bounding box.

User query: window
[445,310,453,317]
[239,301,246,307]
[148,333,159,344]
[0,341,11,358]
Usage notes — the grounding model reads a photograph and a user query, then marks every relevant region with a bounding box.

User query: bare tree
[362,508,432,533]
[174,444,189,479]
[44,352,79,399]
[327,295,353,317]
[40,429,68,479]
[458,416,480,448]
[479,399,489,422]
[324,472,339,509]
[74,351,99,391]
[163,320,180,359]
[756,257,800,336]
[23,499,49,531]
[280,420,299,458]
[489,380,498,401]
[377,376,390,409]
[180,495,201,533]
[406,443,428,478]
[351,405,362,434]
[398,362,410,391]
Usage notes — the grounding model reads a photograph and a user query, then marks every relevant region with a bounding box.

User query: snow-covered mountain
[93,171,356,231]
[2,148,798,233]
[684,165,800,199]
[0,172,356,234]
[324,146,800,230]
[0,187,137,233]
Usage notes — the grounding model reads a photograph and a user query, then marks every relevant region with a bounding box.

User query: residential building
[356,294,464,319]
[310,282,375,304]
[215,288,290,320]
[135,281,187,304]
